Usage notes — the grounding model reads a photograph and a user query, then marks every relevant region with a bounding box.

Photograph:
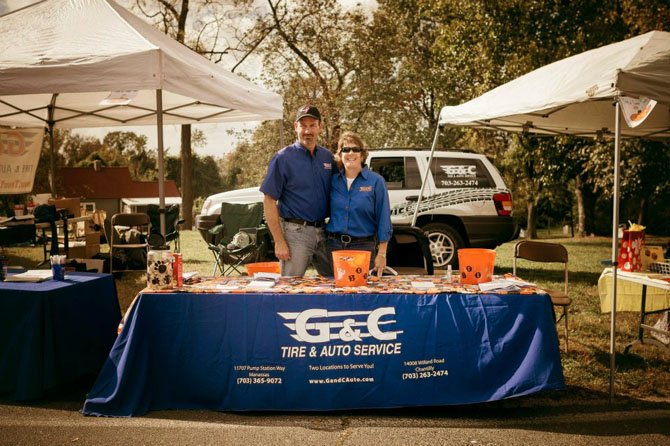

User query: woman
[326,131,392,277]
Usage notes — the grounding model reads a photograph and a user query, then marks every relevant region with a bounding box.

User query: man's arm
[263,194,290,261]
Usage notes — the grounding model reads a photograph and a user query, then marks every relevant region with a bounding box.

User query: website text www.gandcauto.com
[308,376,374,384]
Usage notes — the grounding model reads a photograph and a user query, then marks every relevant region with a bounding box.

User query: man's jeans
[280,221,331,277]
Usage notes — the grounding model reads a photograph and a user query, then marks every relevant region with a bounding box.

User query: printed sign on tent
[0,128,43,194]
[619,96,657,128]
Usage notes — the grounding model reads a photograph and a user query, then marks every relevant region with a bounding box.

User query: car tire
[422,223,465,269]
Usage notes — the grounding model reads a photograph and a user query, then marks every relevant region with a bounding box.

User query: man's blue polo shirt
[326,166,393,242]
[260,142,334,222]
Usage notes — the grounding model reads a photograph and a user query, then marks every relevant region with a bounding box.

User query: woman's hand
[373,252,386,277]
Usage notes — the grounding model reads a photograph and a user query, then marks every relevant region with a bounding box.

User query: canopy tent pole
[411,123,441,227]
[609,100,622,402]
[156,89,166,236]
[47,94,58,197]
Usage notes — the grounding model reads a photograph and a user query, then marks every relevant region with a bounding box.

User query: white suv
[198,149,516,268]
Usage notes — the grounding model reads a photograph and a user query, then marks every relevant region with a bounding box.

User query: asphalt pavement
[1,387,668,445]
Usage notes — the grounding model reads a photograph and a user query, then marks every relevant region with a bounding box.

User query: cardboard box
[48,197,81,217]
[72,258,104,273]
[67,243,100,258]
[85,231,101,246]
[61,231,100,258]
[641,245,665,271]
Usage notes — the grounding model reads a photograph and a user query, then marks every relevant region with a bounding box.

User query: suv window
[369,157,421,190]
[429,158,494,188]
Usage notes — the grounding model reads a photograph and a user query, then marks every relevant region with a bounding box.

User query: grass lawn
[3,229,669,402]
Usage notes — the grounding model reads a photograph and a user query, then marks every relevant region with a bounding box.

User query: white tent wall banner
[0,0,283,232]
[0,128,44,194]
[437,30,670,400]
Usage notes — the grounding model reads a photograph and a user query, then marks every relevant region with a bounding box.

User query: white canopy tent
[435,30,670,400]
[0,0,283,233]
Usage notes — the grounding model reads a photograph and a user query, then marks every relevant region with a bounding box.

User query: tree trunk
[526,200,538,239]
[637,197,646,225]
[575,176,586,237]
[180,124,193,230]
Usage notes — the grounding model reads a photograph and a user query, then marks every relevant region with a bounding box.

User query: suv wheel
[422,223,465,269]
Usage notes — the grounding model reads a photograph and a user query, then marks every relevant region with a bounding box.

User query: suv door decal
[390,188,510,218]
[430,159,494,188]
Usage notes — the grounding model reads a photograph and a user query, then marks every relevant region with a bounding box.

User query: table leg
[624,285,647,354]
[62,216,70,256]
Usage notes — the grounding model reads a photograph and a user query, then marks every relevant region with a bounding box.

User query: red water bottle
[173,253,183,287]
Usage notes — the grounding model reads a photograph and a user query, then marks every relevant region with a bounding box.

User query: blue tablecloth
[0,273,121,400]
[83,291,564,416]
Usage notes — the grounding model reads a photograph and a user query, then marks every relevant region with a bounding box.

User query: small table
[0,272,121,400]
[35,214,93,263]
[598,269,670,352]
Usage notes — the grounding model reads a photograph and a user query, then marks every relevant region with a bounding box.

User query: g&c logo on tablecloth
[278,307,403,344]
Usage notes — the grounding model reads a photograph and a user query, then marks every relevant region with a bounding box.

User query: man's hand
[274,238,290,261]
[263,194,290,261]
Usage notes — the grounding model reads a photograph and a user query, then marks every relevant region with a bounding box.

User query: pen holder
[50,255,66,281]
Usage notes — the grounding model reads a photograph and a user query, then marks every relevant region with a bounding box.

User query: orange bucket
[246,261,281,275]
[332,250,371,287]
[458,248,496,284]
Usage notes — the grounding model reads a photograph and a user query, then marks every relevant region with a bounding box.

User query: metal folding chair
[109,213,150,273]
[513,240,572,352]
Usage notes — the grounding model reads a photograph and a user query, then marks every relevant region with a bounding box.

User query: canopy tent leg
[609,100,622,402]
[411,123,441,227]
[48,94,58,197]
[156,89,166,237]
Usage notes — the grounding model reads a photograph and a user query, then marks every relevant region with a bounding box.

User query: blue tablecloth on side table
[83,291,564,416]
[0,273,121,400]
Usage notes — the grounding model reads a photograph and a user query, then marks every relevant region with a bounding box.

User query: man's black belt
[283,217,325,228]
[327,232,375,243]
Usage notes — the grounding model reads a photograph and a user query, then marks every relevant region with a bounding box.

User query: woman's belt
[327,233,375,243]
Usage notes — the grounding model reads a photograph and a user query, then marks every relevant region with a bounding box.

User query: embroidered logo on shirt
[323,163,332,170]
[359,186,372,192]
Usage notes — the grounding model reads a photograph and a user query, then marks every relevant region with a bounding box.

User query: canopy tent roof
[0,0,283,128]
[434,30,670,401]
[438,31,670,138]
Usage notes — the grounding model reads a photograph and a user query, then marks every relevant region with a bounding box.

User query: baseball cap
[295,105,321,122]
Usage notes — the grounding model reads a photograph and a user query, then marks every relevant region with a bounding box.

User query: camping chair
[513,240,572,352]
[386,225,434,275]
[109,212,150,273]
[147,204,184,252]
[205,202,267,276]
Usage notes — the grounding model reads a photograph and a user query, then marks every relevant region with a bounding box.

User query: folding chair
[205,202,267,276]
[147,204,185,252]
[386,225,434,275]
[513,240,572,352]
[109,213,150,273]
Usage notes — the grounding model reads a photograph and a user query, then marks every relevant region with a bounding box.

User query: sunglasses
[341,146,362,153]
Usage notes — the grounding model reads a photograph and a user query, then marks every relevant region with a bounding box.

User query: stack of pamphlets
[4,270,53,282]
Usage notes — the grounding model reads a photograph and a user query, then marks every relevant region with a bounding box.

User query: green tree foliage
[102,131,157,180]
[220,0,668,234]
[165,152,225,203]
[219,120,283,190]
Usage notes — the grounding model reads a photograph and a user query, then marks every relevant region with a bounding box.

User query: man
[260,105,333,276]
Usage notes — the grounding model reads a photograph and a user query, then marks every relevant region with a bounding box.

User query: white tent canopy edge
[432,30,670,401]
[0,0,283,234]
